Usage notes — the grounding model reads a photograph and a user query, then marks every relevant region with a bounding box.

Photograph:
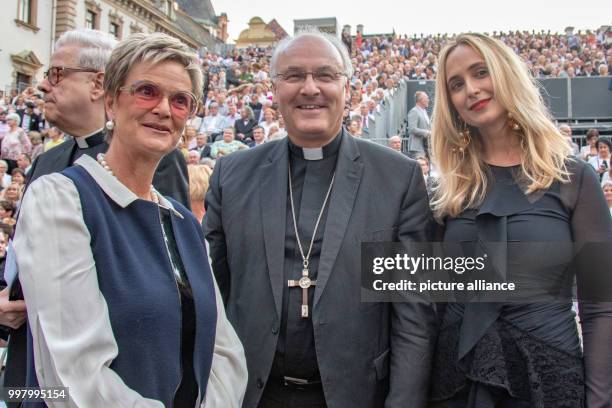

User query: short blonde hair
[104,32,203,106]
[430,33,572,219]
[188,164,212,203]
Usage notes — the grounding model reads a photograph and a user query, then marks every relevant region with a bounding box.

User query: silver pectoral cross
[287,268,316,318]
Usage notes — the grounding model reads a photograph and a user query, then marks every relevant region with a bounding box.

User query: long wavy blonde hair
[430,33,572,219]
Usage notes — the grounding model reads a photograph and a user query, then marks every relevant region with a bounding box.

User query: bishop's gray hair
[270,27,353,80]
[54,29,118,71]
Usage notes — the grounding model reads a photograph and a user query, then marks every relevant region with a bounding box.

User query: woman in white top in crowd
[260,108,279,139]
[579,129,599,161]
[0,160,12,188]
[1,113,31,171]
[588,138,611,180]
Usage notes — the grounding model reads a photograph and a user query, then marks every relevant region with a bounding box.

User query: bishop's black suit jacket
[204,131,437,408]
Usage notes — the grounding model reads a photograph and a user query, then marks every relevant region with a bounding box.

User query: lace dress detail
[431,319,584,407]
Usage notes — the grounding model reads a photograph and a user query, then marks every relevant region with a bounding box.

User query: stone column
[55,0,78,40]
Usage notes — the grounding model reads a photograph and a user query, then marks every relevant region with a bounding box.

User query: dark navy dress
[430,160,612,408]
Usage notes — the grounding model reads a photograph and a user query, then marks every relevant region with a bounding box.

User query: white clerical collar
[288,132,342,161]
[303,148,324,160]
[74,128,105,148]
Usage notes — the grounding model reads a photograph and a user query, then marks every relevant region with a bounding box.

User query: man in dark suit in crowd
[205,30,435,408]
[388,135,410,158]
[407,91,431,158]
[1,28,190,405]
[235,106,258,141]
[248,126,266,148]
[17,102,42,132]
[190,132,211,159]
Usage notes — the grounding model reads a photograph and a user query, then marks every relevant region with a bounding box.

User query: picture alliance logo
[371,253,488,275]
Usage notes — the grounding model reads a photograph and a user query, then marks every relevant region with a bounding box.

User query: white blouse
[260,121,279,139]
[588,155,610,171]
[13,155,248,407]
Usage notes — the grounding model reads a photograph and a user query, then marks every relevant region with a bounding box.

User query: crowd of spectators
[184,27,611,164]
[352,28,611,81]
[0,87,67,241]
[0,26,610,238]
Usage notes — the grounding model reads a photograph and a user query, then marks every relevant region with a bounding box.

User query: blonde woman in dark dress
[428,33,612,408]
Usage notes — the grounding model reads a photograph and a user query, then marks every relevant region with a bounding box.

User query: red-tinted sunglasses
[118,80,199,119]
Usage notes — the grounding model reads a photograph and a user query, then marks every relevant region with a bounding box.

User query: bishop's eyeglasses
[273,69,347,84]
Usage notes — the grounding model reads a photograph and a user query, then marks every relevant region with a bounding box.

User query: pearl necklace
[96,153,159,204]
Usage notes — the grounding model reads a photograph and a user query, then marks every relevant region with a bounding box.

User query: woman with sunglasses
[14,33,247,407]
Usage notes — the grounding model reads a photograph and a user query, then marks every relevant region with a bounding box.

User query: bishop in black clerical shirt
[205,31,435,408]
[269,132,341,385]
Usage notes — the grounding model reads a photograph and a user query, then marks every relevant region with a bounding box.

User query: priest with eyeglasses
[204,29,436,408]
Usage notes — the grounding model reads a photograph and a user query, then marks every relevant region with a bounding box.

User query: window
[18,0,31,23]
[165,0,176,18]
[85,10,97,29]
[84,0,101,29]
[109,22,119,38]
[16,0,38,29]
[16,72,32,92]
[108,12,123,40]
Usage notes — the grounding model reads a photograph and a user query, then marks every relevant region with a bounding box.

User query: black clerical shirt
[71,129,107,163]
[269,132,342,382]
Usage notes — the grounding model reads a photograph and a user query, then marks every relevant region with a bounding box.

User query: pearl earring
[105,120,114,131]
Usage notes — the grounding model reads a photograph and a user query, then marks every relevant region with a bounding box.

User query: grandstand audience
[0,26,608,237]
[589,138,611,180]
[1,113,31,172]
[581,129,600,160]
[0,183,22,211]
[188,164,212,224]
[0,161,11,189]
[10,168,26,186]
[559,124,580,155]
[210,127,247,158]
[43,126,64,151]
[603,181,612,216]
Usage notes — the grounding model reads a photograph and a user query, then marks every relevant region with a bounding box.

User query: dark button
[256,378,264,389]
[272,326,279,334]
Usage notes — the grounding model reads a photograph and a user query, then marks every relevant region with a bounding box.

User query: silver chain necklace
[287,162,335,318]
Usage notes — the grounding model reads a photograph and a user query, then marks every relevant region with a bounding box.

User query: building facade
[1,0,226,93]
[294,17,340,36]
[1,0,54,93]
[235,17,277,49]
